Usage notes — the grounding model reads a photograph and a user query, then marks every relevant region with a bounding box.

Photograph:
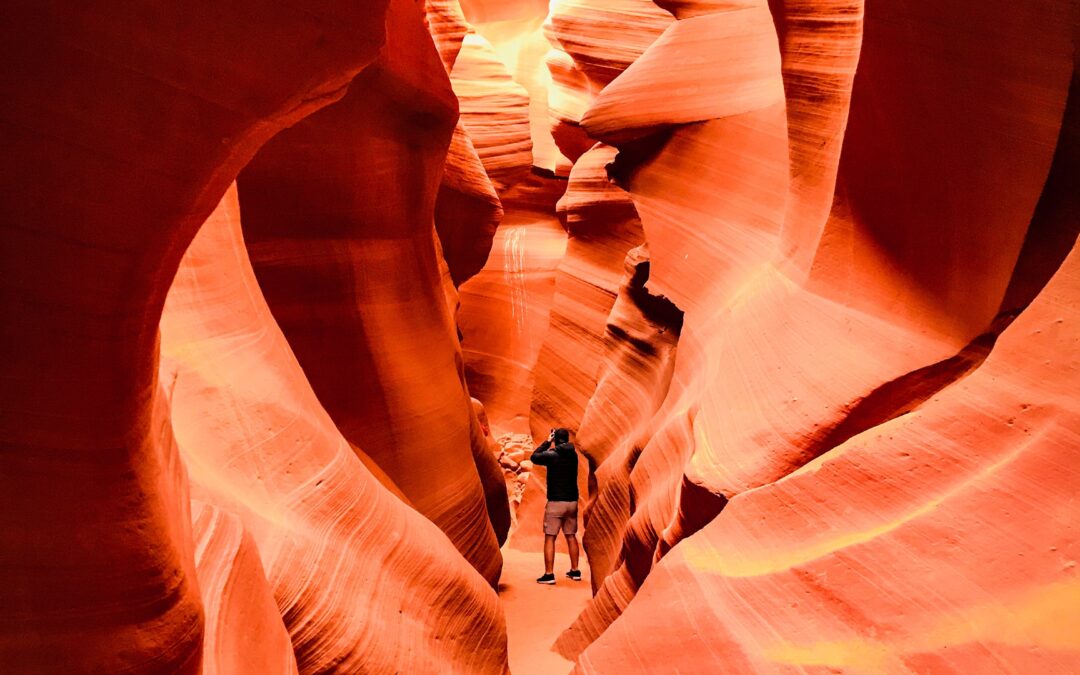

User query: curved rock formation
[0,2,388,670]
[452,33,535,194]
[529,145,644,438]
[236,0,505,585]
[427,0,506,287]
[528,0,673,438]
[191,501,298,675]
[550,0,1078,666]
[543,0,672,162]
[575,228,1080,671]
[4,0,1078,670]
[162,184,508,673]
[458,175,569,435]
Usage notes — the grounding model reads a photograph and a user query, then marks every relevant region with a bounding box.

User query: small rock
[519,460,533,472]
[508,450,526,462]
[499,456,519,470]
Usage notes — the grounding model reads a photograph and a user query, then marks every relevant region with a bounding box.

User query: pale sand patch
[499,547,591,674]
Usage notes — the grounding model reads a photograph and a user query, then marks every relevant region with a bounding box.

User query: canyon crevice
[2,0,1077,673]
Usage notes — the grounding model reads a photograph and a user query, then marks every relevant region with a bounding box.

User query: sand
[500,547,591,674]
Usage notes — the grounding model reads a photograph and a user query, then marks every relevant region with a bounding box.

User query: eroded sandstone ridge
[2,1,510,672]
[2,0,1077,672]
[535,0,1080,671]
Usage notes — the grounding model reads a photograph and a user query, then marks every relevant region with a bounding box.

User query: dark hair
[553,428,570,444]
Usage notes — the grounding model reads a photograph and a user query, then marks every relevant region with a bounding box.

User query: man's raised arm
[531,437,559,466]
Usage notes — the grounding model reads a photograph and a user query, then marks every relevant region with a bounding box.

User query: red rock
[426,0,506,286]
[575,227,1080,672]
[550,0,1077,667]
[5,0,1078,670]
[0,1,387,669]
[191,501,298,675]
[236,0,505,585]
[162,184,509,672]
[544,0,671,162]
[529,145,645,440]
[451,32,535,194]
[458,174,570,435]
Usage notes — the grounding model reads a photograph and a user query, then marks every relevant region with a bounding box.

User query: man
[530,427,581,584]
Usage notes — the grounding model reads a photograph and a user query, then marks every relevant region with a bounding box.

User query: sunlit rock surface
[236,0,505,585]
[546,0,1080,669]
[162,185,508,673]
[3,0,1078,671]
[191,500,298,675]
[575,225,1080,672]
[0,1,387,669]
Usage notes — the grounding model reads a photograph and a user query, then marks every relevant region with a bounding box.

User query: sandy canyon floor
[500,548,591,674]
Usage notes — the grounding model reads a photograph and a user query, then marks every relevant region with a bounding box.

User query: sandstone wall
[540,0,1079,670]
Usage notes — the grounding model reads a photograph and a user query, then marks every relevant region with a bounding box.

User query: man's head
[553,428,570,444]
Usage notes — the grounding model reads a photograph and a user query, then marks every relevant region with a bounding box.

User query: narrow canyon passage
[3,0,1078,673]
[500,549,592,674]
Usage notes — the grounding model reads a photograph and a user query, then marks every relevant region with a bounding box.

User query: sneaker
[536,573,556,585]
[566,570,582,581]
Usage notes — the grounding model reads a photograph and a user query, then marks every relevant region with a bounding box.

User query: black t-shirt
[530,439,579,502]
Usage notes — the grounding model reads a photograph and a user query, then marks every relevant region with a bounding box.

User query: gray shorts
[544,500,578,536]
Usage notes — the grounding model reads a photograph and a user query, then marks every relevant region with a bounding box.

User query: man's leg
[565,533,580,571]
[544,534,557,575]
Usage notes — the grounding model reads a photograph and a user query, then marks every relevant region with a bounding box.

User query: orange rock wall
[162,184,508,673]
[236,0,505,584]
[0,1,388,670]
[3,1,513,671]
[4,0,1078,671]
[537,0,1079,670]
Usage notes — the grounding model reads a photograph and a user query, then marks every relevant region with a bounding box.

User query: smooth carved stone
[546,0,674,89]
[4,0,1078,669]
[437,121,505,286]
[0,0,388,670]
[451,33,535,194]
[581,5,784,143]
[191,501,298,675]
[458,174,569,436]
[544,0,671,162]
[545,48,597,163]
[544,0,1076,666]
[529,145,645,439]
[237,0,506,586]
[425,0,471,72]
[162,184,509,673]
[427,0,505,286]
[575,233,1080,672]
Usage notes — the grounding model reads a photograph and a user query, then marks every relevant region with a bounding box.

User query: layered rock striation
[236,0,506,584]
[539,0,1080,670]
[0,1,390,670]
[3,0,1077,672]
[162,184,508,673]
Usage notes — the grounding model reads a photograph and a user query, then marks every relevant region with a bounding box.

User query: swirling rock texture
[458,175,568,436]
[161,184,507,673]
[530,0,672,441]
[452,1,571,438]
[428,0,506,286]
[544,0,1080,671]
[236,0,506,584]
[190,500,298,675]
[493,0,677,554]
[0,1,387,670]
[5,0,1079,671]
[452,33,535,194]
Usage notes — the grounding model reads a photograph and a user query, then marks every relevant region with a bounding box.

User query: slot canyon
[2,0,1078,672]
